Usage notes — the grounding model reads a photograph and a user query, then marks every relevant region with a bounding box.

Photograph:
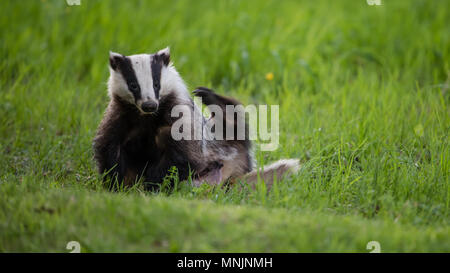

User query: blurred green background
[0,0,448,252]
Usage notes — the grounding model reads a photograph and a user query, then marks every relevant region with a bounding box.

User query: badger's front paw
[193,161,224,187]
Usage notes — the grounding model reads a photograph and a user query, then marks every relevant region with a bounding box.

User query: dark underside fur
[93,93,203,191]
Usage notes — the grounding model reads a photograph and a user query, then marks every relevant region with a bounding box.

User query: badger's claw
[193,87,219,105]
[193,86,214,93]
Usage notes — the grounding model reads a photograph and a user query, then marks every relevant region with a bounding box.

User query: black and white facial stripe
[109,54,142,102]
[151,50,170,99]
[108,48,171,113]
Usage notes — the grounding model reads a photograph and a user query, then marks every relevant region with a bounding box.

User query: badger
[93,47,300,191]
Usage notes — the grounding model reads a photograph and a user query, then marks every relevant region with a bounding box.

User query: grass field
[0,0,449,252]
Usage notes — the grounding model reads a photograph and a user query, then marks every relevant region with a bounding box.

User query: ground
[0,0,448,252]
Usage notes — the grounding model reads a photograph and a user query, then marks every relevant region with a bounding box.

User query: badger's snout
[140,100,158,113]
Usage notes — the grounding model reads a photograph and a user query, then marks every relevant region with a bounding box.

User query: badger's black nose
[141,101,158,113]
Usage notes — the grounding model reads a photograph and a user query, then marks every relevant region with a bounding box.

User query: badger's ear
[109,51,123,71]
[157,47,170,66]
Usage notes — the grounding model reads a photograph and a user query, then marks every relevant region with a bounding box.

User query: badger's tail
[235,159,300,191]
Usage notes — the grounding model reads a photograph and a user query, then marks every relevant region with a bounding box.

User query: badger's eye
[153,82,160,89]
[129,82,139,91]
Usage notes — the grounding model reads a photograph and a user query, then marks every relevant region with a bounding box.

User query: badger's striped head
[108,47,186,114]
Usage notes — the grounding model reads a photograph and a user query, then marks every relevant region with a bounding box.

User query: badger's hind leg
[193,87,242,108]
[193,86,253,186]
[193,86,250,143]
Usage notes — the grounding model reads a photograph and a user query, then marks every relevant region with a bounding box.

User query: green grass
[0,0,449,252]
